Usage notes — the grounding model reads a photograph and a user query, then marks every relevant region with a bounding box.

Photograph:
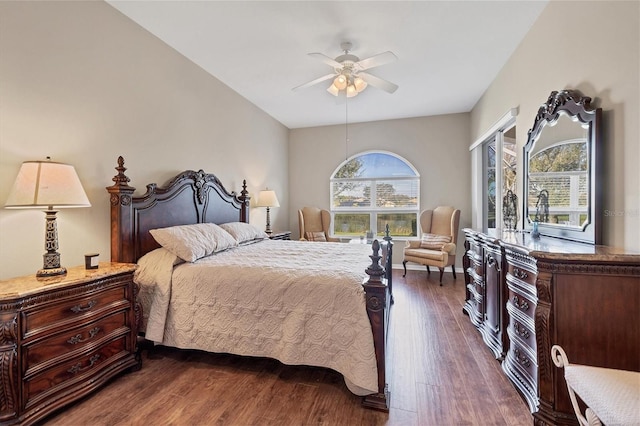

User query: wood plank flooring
[45,269,532,425]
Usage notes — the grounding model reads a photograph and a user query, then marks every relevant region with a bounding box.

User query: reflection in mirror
[527,112,588,227]
[523,90,601,244]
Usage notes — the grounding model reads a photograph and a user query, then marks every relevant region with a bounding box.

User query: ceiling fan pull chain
[345,95,349,160]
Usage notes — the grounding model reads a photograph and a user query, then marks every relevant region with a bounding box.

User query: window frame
[330,150,420,238]
[470,108,518,232]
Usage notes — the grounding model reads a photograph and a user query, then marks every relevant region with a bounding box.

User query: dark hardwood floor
[44,269,532,425]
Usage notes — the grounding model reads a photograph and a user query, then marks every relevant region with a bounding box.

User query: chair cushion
[420,233,452,250]
[404,247,447,262]
[564,364,640,426]
[305,231,327,242]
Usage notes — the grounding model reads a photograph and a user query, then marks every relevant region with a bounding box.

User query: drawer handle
[512,296,529,311]
[67,354,100,374]
[514,349,531,367]
[67,327,101,345]
[513,322,530,339]
[486,254,501,271]
[513,268,528,280]
[70,300,97,313]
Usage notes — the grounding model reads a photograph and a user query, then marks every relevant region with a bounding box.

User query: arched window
[330,151,420,238]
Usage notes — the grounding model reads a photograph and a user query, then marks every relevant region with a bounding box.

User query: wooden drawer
[22,285,129,339]
[507,287,536,321]
[470,257,483,276]
[505,339,537,385]
[473,274,484,295]
[465,284,483,327]
[507,313,536,351]
[468,239,482,258]
[504,338,538,406]
[24,311,129,373]
[506,262,536,287]
[23,335,130,409]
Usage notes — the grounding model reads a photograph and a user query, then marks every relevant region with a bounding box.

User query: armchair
[297,206,340,242]
[402,206,460,285]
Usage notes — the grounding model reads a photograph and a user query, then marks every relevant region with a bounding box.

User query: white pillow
[420,233,452,250]
[219,222,268,244]
[149,223,238,262]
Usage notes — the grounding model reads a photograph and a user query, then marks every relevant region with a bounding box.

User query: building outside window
[330,151,420,238]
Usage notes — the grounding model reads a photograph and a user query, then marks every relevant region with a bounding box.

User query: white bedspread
[134,239,379,395]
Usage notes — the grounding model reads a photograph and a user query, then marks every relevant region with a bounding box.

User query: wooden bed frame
[106,156,392,411]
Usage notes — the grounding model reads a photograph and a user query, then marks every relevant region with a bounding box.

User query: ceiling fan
[293,42,398,97]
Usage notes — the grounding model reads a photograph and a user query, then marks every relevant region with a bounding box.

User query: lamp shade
[256,190,280,208]
[5,160,91,209]
[327,83,340,96]
[334,75,348,90]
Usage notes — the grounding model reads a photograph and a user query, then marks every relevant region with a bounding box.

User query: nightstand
[268,231,291,240]
[0,262,140,425]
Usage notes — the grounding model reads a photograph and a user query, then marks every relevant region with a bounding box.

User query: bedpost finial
[365,240,385,283]
[107,155,135,192]
[384,224,392,242]
[241,179,249,198]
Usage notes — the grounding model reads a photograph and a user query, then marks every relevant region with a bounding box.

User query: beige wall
[470,0,640,251]
[0,1,289,279]
[289,113,471,266]
[2,0,637,281]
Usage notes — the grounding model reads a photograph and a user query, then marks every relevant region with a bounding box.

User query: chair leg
[451,265,457,279]
[426,265,431,275]
[402,260,407,277]
[439,268,444,286]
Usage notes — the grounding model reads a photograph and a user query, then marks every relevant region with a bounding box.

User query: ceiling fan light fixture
[327,83,340,96]
[353,76,367,92]
[334,74,348,90]
[346,84,358,98]
[294,42,397,97]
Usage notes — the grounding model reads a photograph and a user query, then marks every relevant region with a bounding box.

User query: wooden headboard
[106,156,250,263]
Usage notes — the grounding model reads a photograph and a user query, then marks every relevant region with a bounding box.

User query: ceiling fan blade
[356,51,397,71]
[358,72,398,94]
[308,52,342,68]
[292,73,336,91]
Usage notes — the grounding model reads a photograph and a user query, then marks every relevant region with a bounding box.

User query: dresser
[462,228,640,425]
[0,263,140,425]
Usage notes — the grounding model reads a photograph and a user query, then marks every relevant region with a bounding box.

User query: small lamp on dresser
[4,157,91,277]
[256,189,279,235]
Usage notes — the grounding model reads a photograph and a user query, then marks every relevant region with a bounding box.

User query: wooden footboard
[362,239,392,411]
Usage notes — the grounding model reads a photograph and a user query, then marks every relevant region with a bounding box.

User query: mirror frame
[523,89,602,244]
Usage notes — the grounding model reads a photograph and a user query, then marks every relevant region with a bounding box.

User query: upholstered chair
[297,206,340,242]
[402,206,460,285]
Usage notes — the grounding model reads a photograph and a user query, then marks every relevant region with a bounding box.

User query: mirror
[523,90,602,244]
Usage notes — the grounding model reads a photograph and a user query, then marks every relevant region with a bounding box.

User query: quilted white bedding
[134,239,379,395]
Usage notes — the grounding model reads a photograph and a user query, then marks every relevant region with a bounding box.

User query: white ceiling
[107,1,548,129]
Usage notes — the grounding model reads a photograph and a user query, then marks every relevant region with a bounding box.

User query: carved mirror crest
[523,90,602,244]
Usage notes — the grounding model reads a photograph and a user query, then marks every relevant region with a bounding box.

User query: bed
[106,156,392,410]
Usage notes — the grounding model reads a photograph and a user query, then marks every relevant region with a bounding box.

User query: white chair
[551,345,640,426]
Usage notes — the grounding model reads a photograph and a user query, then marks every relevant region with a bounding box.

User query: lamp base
[37,266,67,277]
[37,209,67,277]
[265,206,272,234]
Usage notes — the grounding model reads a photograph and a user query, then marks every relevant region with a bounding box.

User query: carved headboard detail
[106,156,250,263]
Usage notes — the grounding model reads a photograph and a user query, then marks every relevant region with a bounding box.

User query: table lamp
[256,189,279,235]
[5,158,91,277]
